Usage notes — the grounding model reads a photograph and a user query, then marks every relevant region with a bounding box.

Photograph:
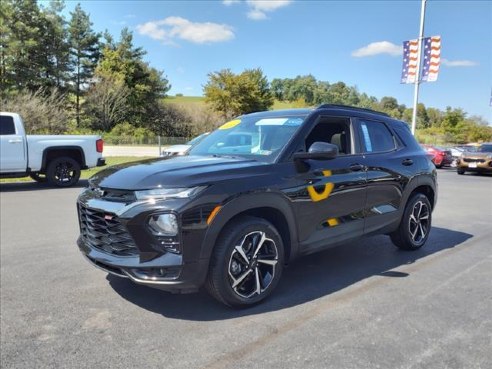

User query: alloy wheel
[408,200,430,246]
[55,162,76,184]
[228,231,279,299]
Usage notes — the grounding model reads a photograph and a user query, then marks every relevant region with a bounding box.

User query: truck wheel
[46,157,81,187]
[206,216,284,308]
[390,193,432,251]
[29,172,47,183]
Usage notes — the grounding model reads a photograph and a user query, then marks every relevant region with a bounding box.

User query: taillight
[96,139,104,153]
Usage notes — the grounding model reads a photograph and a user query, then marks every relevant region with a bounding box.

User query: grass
[164,95,207,106]
[0,156,152,184]
[165,95,301,110]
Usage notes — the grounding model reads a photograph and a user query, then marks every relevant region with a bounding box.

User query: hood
[163,144,191,153]
[462,152,491,159]
[89,155,269,190]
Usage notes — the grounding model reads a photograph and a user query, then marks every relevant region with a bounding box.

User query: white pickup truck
[0,112,105,187]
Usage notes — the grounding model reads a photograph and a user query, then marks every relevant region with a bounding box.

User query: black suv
[77,105,437,307]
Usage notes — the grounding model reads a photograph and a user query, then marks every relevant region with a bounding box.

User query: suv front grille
[78,204,138,256]
[463,158,485,163]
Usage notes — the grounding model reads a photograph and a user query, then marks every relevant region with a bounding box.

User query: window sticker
[219,119,241,130]
[255,117,303,126]
[255,118,289,126]
[361,123,372,152]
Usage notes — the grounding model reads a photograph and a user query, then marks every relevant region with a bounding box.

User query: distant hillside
[165,95,302,110]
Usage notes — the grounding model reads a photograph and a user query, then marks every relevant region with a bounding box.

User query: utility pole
[411,0,427,135]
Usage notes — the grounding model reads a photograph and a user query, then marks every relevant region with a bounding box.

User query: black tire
[457,168,465,175]
[29,172,47,183]
[206,216,284,308]
[390,193,432,251]
[46,157,81,187]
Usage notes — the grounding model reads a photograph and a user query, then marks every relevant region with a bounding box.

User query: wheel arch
[401,175,436,212]
[200,193,299,264]
[41,146,86,172]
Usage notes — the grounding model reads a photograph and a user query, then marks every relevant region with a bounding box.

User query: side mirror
[293,142,338,173]
[293,142,338,161]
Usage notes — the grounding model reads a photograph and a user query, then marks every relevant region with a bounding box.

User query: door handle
[349,163,364,172]
[402,159,413,166]
[8,139,23,143]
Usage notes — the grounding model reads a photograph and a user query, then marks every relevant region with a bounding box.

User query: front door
[281,115,367,254]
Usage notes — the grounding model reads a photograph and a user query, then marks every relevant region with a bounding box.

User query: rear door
[281,115,367,254]
[0,115,27,172]
[355,119,407,234]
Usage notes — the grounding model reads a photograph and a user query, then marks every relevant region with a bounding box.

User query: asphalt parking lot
[1,169,491,369]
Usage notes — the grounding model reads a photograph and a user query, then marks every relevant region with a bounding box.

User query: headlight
[135,186,207,201]
[148,213,178,236]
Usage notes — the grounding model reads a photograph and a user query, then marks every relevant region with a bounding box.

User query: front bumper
[76,187,212,293]
[78,236,208,293]
[457,159,492,172]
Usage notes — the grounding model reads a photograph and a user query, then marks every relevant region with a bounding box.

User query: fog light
[148,213,178,236]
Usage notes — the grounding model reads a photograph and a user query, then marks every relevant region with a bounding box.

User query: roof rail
[316,104,389,117]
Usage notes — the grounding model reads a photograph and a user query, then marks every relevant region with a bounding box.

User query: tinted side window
[359,120,395,153]
[304,117,352,155]
[393,123,421,150]
[0,116,16,135]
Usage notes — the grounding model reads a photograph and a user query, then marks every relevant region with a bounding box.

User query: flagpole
[411,0,427,135]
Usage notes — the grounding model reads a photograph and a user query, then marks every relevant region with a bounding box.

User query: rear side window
[359,120,395,153]
[0,116,16,135]
[393,123,422,150]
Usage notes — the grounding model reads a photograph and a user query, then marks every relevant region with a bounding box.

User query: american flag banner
[401,39,419,84]
[401,36,441,84]
[421,36,441,82]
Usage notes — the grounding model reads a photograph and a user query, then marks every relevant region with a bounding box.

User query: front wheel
[46,157,81,187]
[206,216,284,308]
[457,168,465,175]
[390,193,432,250]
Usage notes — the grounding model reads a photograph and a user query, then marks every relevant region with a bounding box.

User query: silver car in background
[160,132,210,157]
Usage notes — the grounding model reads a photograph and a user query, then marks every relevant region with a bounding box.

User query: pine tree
[68,3,99,126]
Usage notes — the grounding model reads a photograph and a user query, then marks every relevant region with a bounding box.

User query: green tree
[146,101,192,138]
[204,68,273,119]
[68,3,100,126]
[96,28,170,125]
[40,1,70,89]
[0,0,45,94]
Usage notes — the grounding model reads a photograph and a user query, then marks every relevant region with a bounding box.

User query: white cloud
[247,9,268,20]
[223,0,240,5]
[352,41,402,57]
[136,17,235,44]
[246,0,292,20]
[441,58,478,67]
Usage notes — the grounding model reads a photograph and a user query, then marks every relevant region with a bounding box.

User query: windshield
[478,144,492,153]
[189,114,306,162]
[187,132,209,146]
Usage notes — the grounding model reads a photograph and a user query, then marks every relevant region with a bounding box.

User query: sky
[58,0,491,122]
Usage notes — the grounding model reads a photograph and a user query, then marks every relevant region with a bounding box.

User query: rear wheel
[390,193,432,250]
[206,216,284,308]
[46,157,81,187]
